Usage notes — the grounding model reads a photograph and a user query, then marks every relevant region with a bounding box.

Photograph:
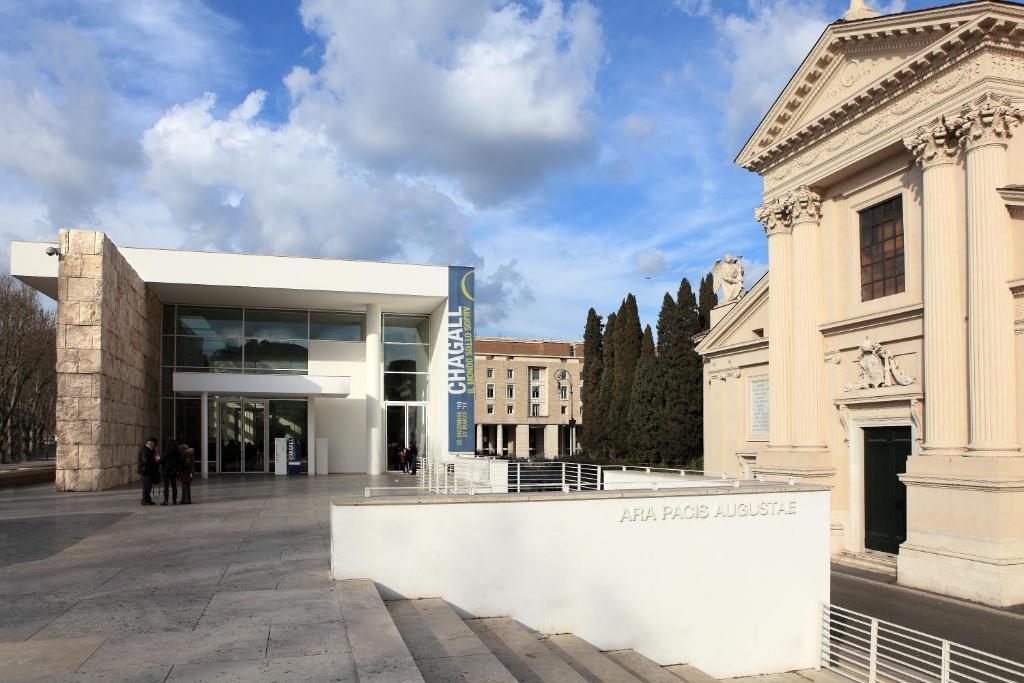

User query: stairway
[339,579,841,682]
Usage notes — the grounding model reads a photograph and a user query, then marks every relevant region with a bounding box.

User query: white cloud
[290,0,605,204]
[633,248,667,276]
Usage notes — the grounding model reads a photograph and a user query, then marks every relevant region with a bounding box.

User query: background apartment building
[474,337,584,459]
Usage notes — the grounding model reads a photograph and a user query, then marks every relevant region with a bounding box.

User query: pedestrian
[137,436,157,506]
[179,444,194,505]
[399,445,408,473]
[161,438,182,505]
[408,442,419,476]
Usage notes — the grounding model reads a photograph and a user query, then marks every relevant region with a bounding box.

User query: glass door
[385,402,427,472]
[217,398,268,474]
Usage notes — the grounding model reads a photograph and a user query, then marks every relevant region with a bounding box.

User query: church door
[863,426,911,554]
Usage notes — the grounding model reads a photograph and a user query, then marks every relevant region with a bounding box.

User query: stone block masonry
[55,229,161,491]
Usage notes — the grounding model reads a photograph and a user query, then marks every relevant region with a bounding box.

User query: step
[606,649,690,683]
[466,617,588,683]
[665,663,718,682]
[387,598,516,682]
[337,579,424,682]
[794,669,854,682]
[545,634,644,683]
[835,550,897,577]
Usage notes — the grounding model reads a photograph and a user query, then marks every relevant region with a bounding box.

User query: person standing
[408,442,419,476]
[161,438,182,505]
[179,444,195,505]
[137,437,157,506]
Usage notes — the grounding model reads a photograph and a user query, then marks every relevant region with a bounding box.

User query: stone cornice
[835,389,923,406]
[819,303,923,338]
[899,474,1024,492]
[700,337,769,361]
[739,5,1024,178]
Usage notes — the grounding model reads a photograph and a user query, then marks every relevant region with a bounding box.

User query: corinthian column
[756,198,794,451]
[789,187,827,454]
[952,93,1023,457]
[903,119,968,456]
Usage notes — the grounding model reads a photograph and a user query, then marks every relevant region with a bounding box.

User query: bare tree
[0,276,56,463]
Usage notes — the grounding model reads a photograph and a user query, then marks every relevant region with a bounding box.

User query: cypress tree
[628,325,661,465]
[580,308,604,455]
[595,312,617,457]
[609,294,643,458]
[676,278,705,467]
[697,272,717,330]
[655,292,682,461]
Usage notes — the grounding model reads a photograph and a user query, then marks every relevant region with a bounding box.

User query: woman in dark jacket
[161,438,182,505]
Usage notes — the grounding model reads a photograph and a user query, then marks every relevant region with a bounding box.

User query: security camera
[45,246,60,257]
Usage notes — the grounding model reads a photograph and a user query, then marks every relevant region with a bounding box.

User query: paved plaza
[0,474,416,681]
[1,476,1022,681]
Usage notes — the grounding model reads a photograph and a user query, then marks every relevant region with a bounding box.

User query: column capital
[789,186,822,225]
[755,196,792,237]
[949,92,1023,151]
[904,118,959,168]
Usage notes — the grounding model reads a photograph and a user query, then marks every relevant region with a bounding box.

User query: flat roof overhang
[9,240,451,314]
[173,371,351,397]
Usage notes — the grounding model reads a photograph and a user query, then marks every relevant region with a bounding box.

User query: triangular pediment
[696,274,769,355]
[736,1,1024,173]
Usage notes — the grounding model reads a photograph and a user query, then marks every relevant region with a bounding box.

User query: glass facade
[382,314,429,401]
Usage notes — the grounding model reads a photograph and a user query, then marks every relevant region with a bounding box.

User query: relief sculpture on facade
[843,337,915,391]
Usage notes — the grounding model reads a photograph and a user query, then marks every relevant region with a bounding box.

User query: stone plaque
[749,376,769,439]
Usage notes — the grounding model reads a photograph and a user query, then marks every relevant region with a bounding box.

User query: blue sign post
[447,266,475,453]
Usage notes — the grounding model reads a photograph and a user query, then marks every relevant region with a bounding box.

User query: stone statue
[713,254,745,304]
[843,337,914,391]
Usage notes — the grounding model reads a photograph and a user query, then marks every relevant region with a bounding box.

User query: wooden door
[863,426,911,554]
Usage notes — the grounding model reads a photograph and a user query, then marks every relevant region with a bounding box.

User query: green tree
[609,294,643,458]
[628,325,661,464]
[697,272,717,331]
[579,308,604,455]
[676,279,705,467]
[594,312,617,457]
[655,292,681,461]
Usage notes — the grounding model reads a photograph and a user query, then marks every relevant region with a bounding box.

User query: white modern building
[10,229,475,491]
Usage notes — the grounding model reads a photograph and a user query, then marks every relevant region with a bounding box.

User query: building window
[530,385,541,399]
[506,404,514,414]
[559,385,568,401]
[486,368,494,378]
[859,195,905,301]
[530,403,541,417]
[560,405,567,415]
[485,383,495,399]
[506,384,515,399]
[506,369,514,379]
[529,367,541,381]
[382,314,430,401]
[486,404,494,414]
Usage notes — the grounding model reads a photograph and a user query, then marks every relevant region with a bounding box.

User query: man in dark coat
[138,437,158,506]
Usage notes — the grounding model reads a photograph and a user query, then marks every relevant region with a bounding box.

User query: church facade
[697,0,1024,607]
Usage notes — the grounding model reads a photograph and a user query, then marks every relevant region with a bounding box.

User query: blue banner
[447,266,475,453]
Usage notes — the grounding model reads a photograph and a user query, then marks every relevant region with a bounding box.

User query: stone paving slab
[267,621,352,659]
[164,652,357,682]
[31,592,208,639]
[0,593,80,640]
[10,666,173,682]
[78,623,271,672]
[0,636,106,680]
[197,587,343,628]
[218,558,331,590]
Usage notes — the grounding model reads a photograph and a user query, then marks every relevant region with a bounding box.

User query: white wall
[332,486,830,679]
[601,468,736,490]
[311,341,367,473]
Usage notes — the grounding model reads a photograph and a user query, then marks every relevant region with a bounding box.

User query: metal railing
[821,603,1024,682]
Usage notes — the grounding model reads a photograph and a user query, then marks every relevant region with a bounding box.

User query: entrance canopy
[173,371,350,397]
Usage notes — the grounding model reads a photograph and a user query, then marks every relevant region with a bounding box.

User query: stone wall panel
[54,229,161,492]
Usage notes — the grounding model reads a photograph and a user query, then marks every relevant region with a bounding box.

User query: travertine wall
[55,229,161,491]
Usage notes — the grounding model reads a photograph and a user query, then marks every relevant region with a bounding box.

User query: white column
[366,304,384,474]
[789,187,826,453]
[476,423,483,454]
[956,95,1021,457]
[756,198,794,451]
[200,391,209,479]
[496,424,504,456]
[904,122,968,455]
[307,396,317,476]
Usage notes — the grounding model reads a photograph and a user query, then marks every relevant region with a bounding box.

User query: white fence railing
[821,603,1024,683]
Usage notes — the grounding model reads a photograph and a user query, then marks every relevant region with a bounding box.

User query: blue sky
[0,0,934,338]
